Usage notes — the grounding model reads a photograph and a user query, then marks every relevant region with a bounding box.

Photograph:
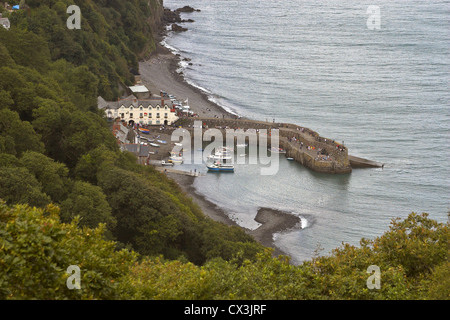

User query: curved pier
[171,117,384,174]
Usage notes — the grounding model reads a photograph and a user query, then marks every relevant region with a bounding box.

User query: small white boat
[286,157,294,161]
[169,156,183,164]
[157,140,167,144]
[268,147,286,154]
[207,162,234,172]
[236,143,248,147]
[174,142,183,147]
[150,143,160,147]
[161,160,174,166]
[207,153,232,160]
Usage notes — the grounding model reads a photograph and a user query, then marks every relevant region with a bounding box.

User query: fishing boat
[169,156,183,164]
[207,153,232,160]
[161,160,174,166]
[268,147,286,154]
[206,162,234,172]
[149,143,160,147]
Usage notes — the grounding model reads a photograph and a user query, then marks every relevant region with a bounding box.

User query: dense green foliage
[0,0,263,267]
[1,203,448,299]
[3,0,160,100]
[0,202,137,299]
[0,1,448,300]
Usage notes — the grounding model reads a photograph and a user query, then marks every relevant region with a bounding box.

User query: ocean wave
[159,39,179,55]
[299,216,308,229]
[161,37,241,116]
[289,212,309,229]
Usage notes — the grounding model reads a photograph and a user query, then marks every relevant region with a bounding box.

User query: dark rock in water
[171,24,188,32]
[163,8,181,23]
[176,6,201,13]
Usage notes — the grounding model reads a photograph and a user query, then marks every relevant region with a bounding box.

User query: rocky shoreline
[166,172,301,258]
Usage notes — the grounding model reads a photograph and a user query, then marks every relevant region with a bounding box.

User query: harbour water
[164,0,449,264]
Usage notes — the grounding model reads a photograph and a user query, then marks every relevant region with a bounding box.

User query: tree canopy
[0,1,447,300]
[1,203,448,300]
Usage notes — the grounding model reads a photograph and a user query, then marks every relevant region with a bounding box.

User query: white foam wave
[160,40,179,54]
[184,76,240,116]
[299,216,308,229]
[161,37,240,116]
[290,212,308,229]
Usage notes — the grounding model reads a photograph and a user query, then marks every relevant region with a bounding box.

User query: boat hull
[207,166,234,172]
[206,163,235,172]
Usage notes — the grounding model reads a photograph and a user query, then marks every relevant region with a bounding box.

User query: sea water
[164,0,450,264]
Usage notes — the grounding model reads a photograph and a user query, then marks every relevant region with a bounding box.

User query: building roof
[0,17,10,29]
[128,85,149,93]
[98,95,173,110]
[121,144,139,155]
[139,145,150,157]
[112,121,129,144]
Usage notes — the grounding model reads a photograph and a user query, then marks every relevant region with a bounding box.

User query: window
[130,107,133,111]
[140,113,143,118]
[130,113,133,118]
[121,113,124,119]
[164,113,168,118]
[156,113,160,118]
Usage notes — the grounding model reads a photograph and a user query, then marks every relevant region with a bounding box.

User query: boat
[268,147,286,154]
[157,140,167,144]
[236,143,248,147]
[206,162,234,172]
[169,156,183,164]
[161,160,174,166]
[138,128,150,134]
[174,142,183,147]
[207,153,232,160]
[149,143,160,147]
[286,157,294,161]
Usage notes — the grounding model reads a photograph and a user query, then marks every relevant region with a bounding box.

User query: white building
[0,15,10,30]
[98,95,179,126]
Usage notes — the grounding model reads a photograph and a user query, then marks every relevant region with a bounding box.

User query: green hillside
[0,1,448,300]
